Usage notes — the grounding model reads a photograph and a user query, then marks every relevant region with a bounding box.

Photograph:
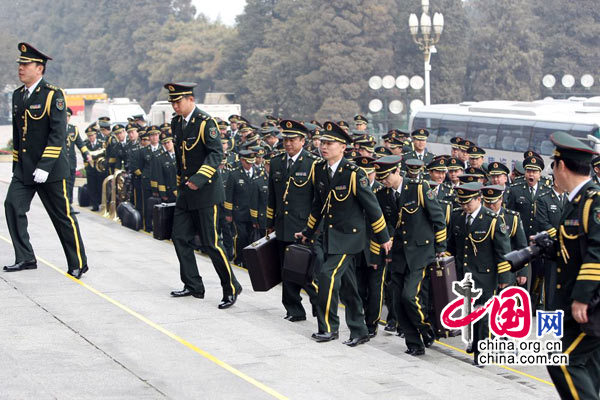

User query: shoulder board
[346,162,358,171]
[44,82,61,91]
[406,177,422,184]
[483,208,497,218]
[509,182,521,188]
[173,115,182,123]
[316,158,326,166]
[306,152,318,160]
[273,152,286,160]
[439,199,451,206]
[503,208,518,215]
[14,85,25,93]
[586,188,600,198]
[421,180,431,188]
[452,208,463,215]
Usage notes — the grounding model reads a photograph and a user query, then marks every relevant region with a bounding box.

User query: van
[89,98,147,126]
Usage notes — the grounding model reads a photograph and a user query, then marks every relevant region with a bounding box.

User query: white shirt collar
[25,77,43,94]
[151,144,159,151]
[529,182,538,193]
[184,109,195,124]
[468,204,482,220]
[328,158,342,174]
[568,179,591,202]
[287,150,302,163]
[552,187,562,198]
[244,166,253,178]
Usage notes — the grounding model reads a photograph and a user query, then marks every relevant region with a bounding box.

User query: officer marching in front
[4,43,89,278]
[165,82,241,309]
[378,155,446,356]
[544,131,600,399]
[295,122,392,347]
[266,120,319,322]
[447,183,512,365]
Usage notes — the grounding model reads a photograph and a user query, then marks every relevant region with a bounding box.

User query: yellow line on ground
[434,339,555,387]
[0,234,288,400]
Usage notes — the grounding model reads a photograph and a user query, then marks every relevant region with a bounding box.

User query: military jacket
[82,139,103,172]
[551,181,600,316]
[125,140,140,174]
[303,158,390,255]
[12,79,70,184]
[389,178,447,273]
[65,124,89,169]
[250,167,269,229]
[363,180,386,266]
[402,149,435,166]
[225,165,260,222]
[498,207,528,278]
[147,146,164,191]
[376,187,400,237]
[173,108,225,210]
[436,182,454,203]
[107,140,128,174]
[267,149,319,242]
[447,206,512,294]
[505,182,550,237]
[156,151,178,201]
[535,189,567,239]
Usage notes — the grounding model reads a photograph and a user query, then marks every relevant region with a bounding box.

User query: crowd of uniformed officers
[68,83,600,399]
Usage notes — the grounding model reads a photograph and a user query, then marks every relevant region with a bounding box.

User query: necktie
[23,89,29,102]
[330,167,335,178]
[182,119,187,130]
[466,215,473,230]
[418,154,422,161]
[287,158,293,172]
[530,186,535,199]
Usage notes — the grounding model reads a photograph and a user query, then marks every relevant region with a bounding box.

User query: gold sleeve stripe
[42,149,61,154]
[576,275,600,281]
[173,190,178,197]
[307,214,317,229]
[12,150,18,154]
[108,157,117,163]
[373,221,387,234]
[80,146,89,153]
[151,181,158,188]
[158,185,166,191]
[223,202,233,210]
[581,263,600,271]
[579,269,600,276]
[250,209,258,217]
[45,146,62,150]
[547,227,557,237]
[135,169,142,176]
[41,153,60,158]
[176,175,181,184]
[198,170,212,178]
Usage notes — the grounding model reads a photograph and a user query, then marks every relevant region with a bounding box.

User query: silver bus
[409,98,600,170]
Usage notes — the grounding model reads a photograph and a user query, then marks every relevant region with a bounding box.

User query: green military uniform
[217,159,234,260]
[166,83,240,308]
[82,127,104,210]
[447,183,512,363]
[402,129,435,166]
[544,132,600,400]
[302,122,390,344]
[506,155,550,307]
[383,157,446,354]
[106,124,128,174]
[249,165,268,236]
[140,125,163,231]
[267,120,320,321]
[535,187,567,309]
[127,128,146,213]
[65,113,89,204]
[4,43,88,278]
[224,150,260,266]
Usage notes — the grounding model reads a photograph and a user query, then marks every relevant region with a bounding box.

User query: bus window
[570,124,598,139]
[496,119,534,152]
[412,113,442,141]
[466,117,501,149]
[439,114,469,144]
[531,121,572,155]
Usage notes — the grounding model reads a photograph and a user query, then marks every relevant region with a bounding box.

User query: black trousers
[171,204,240,298]
[355,252,386,330]
[85,169,102,208]
[4,176,87,272]
[232,219,253,265]
[131,176,143,213]
[277,240,318,318]
[67,168,76,204]
[217,205,234,260]
[547,320,600,400]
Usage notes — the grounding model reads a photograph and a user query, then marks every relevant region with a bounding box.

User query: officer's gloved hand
[32,168,49,183]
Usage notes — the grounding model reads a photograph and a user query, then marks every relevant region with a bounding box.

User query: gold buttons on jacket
[556,284,561,289]
[557,268,561,273]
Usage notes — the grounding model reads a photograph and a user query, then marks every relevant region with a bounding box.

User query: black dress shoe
[368,326,378,338]
[405,347,425,356]
[4,260,37,272]
[72,210,80,215]
[312,332,338,342]
[383,321,396,333]
[311,304,318,317]
[396,331,405,338]
[422,327,435,348]
[68,265,89,279]
[465,343,474,354]
[287,315,306,322]
[91,206,99,212]
[218,294,237,309]
[170,288,205,298]
[343,335,370,347]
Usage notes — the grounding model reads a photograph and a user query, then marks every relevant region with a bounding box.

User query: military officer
[82,126,103,211]
[249,154,269,237]
[139,125,162,231]
[506,155,550,307]
[266,120,319,322]
[450,137,464,159]
[106,124,128,174]
[156,131,178,203]
[447,183,512,364]
[295,122,392,346]
[447,157,464,188]
[487,161,510,203]
[165,82,241,309]
[128,128,148,214]
[225,149,259,266]
[381,156,446,356]
[544,131,600,400]
[337,120,350,133]
[403,129,435,165]
[97,118,111,143]
[535,177,567,309]
[467,145,486,169]
[147,125,165,198]
[354,114,368,132]
[65,107,91,206]
[592,155,600,185]
[481,185,528,287]
[4,42,89,278]
[427,158,454,202]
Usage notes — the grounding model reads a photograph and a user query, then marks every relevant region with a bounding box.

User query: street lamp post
[409,0,444,106]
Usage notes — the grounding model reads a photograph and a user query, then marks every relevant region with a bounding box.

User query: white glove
[32,168,49,183]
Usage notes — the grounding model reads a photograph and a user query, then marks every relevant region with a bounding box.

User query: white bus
[409,98,600,170]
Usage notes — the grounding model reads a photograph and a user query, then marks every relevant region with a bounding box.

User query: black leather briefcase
[118,201,142,231]
[282,242,315,286]
[242,233,281,292]
[428,256,460,339]
[78,184,90,207]
[153,203,175,240]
